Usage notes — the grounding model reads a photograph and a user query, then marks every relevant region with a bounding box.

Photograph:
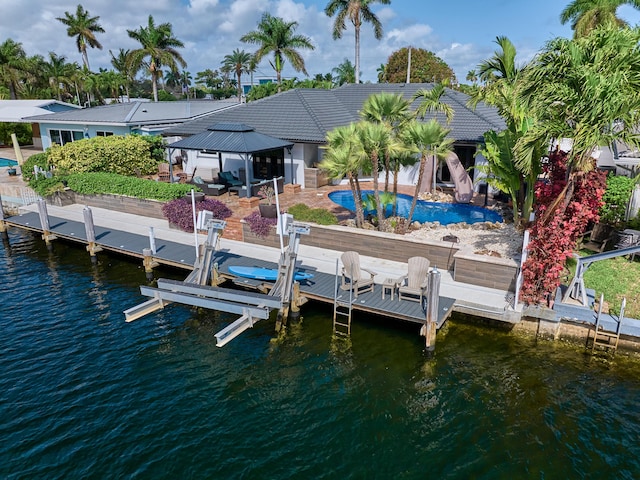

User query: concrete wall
[242,222,518,292]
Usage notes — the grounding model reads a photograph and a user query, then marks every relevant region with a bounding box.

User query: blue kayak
[228,266,314,282]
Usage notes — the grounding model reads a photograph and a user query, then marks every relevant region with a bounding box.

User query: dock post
[37,199,56,250]
[289,282,301,322]
[142,248,158,281]
[149,227,157,254]
[83,206,102,264]
[0,194,7,237]
[421,266,441,352]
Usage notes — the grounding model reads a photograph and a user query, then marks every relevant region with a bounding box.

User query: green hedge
[47,135,160,176]
[65,173,199,201]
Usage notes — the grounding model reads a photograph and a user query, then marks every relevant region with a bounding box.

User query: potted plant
[258,184,278,218]
[7,166,17,176]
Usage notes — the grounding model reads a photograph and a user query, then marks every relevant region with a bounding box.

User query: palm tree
[241,13,315,93]
[354,121,402,230]
[402,119,453,227]
[164,69,181,92]
[180,70,193,97]
[466,69,478,85]
[477,36,519,83]
[222,48,253,101]
[560,0,640,37]
[110,49,135,101]
[42,52,79,101]
[56,4,104,70]
[332,58,357,85]
[0,39,28,99]
[127,15,187,102]
[325,0,391,84]
[376,63,387,83]
[360,92,412,197]
[412,83,454,124]
[321,124,367,227]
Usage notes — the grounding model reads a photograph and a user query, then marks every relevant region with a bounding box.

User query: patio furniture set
[340,251,431,303]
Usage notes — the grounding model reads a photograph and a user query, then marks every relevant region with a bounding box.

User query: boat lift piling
[0,194,7,240]
[37,199,56,250]
[421,266,441,352]
[83,206,102,264]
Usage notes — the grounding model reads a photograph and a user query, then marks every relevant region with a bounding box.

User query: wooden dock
[5,211,455,328]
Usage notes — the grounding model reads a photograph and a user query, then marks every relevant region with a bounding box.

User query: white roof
[0,100,80,123]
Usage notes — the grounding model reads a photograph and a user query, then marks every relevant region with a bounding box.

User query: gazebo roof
[167,122,293,154]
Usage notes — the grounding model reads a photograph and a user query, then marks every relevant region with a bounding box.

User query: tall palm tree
[402,119,453,227]
[360,92,412,197]
[241,13,315,93]
[376,63,386,83]
[321,123,367,227]
[164,69,181,92]
[332,58,357,85]
[325,0,391,84]
[56,4,104,70]
[110,49,135,101]
[560,0,640,37]
[466,69,478,84]
[222,49,253,101]
[42,52,79,101]
[0,39,28,99]
[127,15,186,102]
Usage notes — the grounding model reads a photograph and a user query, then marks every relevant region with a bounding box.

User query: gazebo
[166,123,294,193]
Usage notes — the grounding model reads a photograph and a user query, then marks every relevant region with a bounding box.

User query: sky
[3,0,640,86]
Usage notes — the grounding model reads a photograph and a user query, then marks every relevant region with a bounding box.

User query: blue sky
[3,0,640,85]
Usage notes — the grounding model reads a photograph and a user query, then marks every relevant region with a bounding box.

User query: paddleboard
[228,266,313,281]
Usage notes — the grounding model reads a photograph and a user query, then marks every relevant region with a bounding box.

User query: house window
[96,131,114,137]
[252,148,284,179]
[49,129,84,146]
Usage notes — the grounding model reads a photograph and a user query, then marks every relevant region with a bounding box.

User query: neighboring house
[24,100,240,150]
[164,83,505,190]
[0,99,81,148]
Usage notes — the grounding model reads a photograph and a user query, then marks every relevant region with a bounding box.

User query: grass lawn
[565,251,640,319]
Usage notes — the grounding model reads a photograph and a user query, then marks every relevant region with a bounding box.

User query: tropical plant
[477,36,520,83]
[110,49,135,100]
[560,0,640,38]
[332,58,357,85]
[402,119,453,227]
[0,39,28,99]
[599,174,636,225]
[320,123,367,227]
[412,83,454,124]
[240,13,315,92]
[325,0,391,84]
[41,52,79,101]
[56,4,104,70]
[384,47,455,84]
[466,69,478,84]
[376,63,387,83]
[127,15,187,102]
[222,48,253,101]
[243,210,277,238]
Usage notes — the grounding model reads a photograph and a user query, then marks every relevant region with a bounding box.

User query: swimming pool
[0,158,18,167]
[328,190,503,225]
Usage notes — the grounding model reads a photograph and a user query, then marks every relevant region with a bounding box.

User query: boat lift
[123,211,310,347]
[562,244,640,306]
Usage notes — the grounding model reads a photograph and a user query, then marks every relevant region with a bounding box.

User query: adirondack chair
[398,256,430,302]
[340,251,376,298]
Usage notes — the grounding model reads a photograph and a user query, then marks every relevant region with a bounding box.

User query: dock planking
[5,211,455,328]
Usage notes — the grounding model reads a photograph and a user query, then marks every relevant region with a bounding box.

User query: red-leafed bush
[243,210,277,238]
[520,151,606,305]
[162,197,232,232]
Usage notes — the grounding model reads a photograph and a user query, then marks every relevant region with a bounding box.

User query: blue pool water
[0,157,18,167]
[329,189,503,225]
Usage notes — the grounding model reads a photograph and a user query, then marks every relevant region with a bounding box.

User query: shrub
[133,134,166,163]
[287,203,338,225]
[162,197,232,232]
[21,152,50,182]
[599,175,636,226]
[29,176,68,197]
[47,135,158,176]
[63,172,196,201]
[243,210,277,237]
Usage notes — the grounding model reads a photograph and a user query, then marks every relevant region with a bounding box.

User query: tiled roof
[166,83,506,143]
[24,100,240,126]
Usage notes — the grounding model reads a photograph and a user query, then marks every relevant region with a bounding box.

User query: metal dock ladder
[332,259,353,336]
[588,294,625,354]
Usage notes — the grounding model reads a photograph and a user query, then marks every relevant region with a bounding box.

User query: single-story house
[24,99,241,150]
[163,83,506,190]
[0,99,81,148]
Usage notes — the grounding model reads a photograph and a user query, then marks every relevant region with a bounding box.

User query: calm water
[328,190,503,225]
[1,228,640,479]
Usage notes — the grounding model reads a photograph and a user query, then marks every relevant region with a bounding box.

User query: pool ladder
[588,294,625,354]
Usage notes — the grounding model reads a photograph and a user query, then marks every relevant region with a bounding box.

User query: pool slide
[445,152,473,203]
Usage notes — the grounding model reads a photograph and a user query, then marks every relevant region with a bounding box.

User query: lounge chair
[398,256,430,303]
[340,251,376,298]
[218,171,243,188]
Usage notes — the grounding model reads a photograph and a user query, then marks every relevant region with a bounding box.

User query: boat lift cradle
[123,212,310,347]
